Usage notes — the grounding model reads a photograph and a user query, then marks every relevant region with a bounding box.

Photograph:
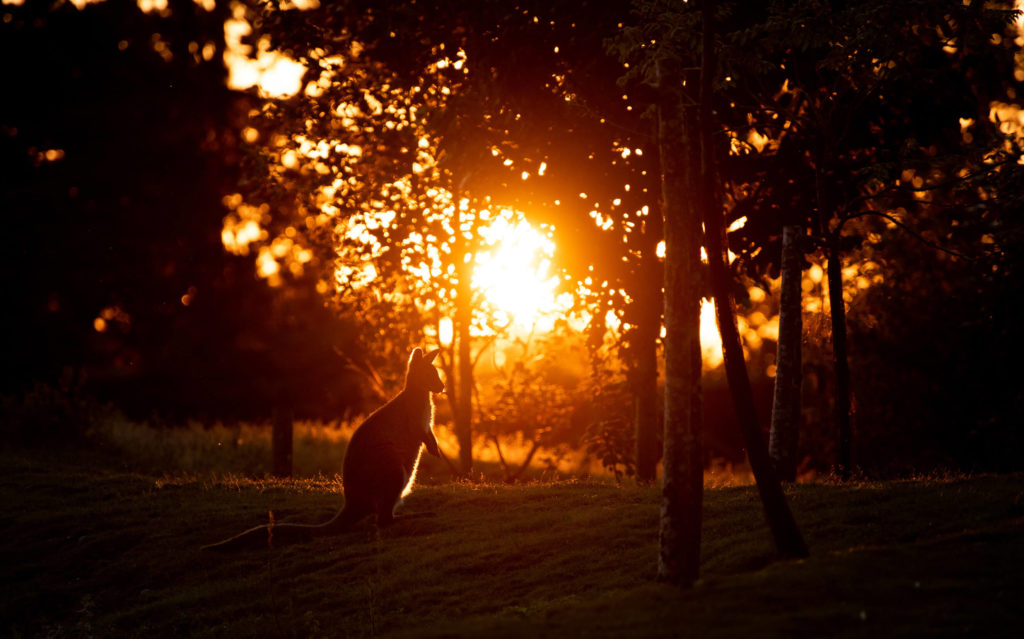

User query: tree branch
[489,434,509,474]
[846,156,1016,210]
[838,209,972,261]
[507,438,543,483]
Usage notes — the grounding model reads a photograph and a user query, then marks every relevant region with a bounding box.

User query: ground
[1,450,1022,638]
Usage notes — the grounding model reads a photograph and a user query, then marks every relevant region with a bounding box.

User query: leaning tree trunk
[656,52,704,589]
[769,224,803,482]
[825,238,852,478]
[634,208,664,484]
[697,0,807,559]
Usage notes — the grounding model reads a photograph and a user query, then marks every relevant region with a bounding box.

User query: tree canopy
[3,0,1023,477]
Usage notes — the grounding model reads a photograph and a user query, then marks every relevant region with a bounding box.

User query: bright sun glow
[221,35,575,335]
[473,213,571,331]
[700,299,724,369]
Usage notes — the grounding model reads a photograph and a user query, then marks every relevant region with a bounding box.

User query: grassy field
[1,447,1022,638]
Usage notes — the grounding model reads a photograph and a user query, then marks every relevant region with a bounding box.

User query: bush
[0,383,102,448]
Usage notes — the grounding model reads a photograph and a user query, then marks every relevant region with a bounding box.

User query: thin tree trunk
[698,0,807,559]
[507,438,541,483]
[271,405,293,478]
[811,93,852,480]
[489,434,509,475]
[634,350,659,483]
[454,258,475,476]
[656,51,704,589]
[769,224,803,481]
[634,212,663,483]
[825,240,852,478]
[449,181,475,477]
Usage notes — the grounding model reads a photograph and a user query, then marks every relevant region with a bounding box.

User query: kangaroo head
[406,347,445,394]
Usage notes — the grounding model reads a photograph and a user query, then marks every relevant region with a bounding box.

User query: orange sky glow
[210,0,924,375]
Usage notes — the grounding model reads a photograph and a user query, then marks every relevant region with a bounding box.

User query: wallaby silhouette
[202,347,445,551]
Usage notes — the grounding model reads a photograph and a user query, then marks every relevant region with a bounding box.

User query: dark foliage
[0,0,363,424]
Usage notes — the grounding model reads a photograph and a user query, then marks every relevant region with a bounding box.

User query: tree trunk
[826,240,852,478]
[634,344,660,484]
[634,210,663,483]
[452,202,475,476]
[454,317,474,474]
[656,52,704,589]
[769,224,803,482]
[698,0,807,559]
[271,405,293,478]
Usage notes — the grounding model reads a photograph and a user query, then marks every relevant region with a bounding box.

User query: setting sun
[472,212,571,331]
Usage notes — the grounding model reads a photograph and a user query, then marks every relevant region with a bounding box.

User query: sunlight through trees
[6,0,1024,599]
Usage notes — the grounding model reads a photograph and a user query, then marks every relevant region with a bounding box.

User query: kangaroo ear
[409,348,424,364]
[423,349,440,363]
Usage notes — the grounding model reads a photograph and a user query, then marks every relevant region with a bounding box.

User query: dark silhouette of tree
[769,224,803,481]
[2,0,231,400]
[219,2,530,475]
[654,47,704,587]
[230,0,672,480]
[615,0,812,583]
[697,0,807,559]
[366,0,667,483]
[723,0,1022,477]
[1,0,363,453]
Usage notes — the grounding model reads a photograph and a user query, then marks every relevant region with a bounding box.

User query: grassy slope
[1,452,1021,638]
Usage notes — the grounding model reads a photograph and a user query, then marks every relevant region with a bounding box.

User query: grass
[1,443,1022,639]
[88,415,605,484]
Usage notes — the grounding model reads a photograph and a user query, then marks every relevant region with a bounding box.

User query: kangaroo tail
[201,506,362,552]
